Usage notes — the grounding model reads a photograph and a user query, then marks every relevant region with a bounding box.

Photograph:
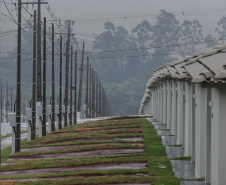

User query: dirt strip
[8,148,146,161]
[0,163,147,176]
[21,143,144,152]
[51,126,142,134]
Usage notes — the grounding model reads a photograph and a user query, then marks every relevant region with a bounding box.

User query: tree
[132,19,152,47]
[215,16,226,42]
[204,34,218,48]
[92,22,142,83]
[151,10,180,55]
[179,19,203,54]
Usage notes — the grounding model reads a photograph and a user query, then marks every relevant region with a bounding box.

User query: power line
[1,37,224,56]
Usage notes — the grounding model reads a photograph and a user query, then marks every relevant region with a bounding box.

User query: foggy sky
[1,0,226,51]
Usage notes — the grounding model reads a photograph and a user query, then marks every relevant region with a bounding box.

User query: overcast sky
[1,0,226,51]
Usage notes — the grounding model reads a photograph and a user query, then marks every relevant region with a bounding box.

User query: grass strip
[27,133,143,145]
[0,169,149,180]
[140,118,180,185]
[0,155,148,171]
[53,123,142,134]
[23,139,144,148]
[14,175,152,185]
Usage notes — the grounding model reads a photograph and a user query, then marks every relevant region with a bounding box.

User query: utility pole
[19,0,48,148]
[99,81,101,117]
[74,51,77,124]
[92,69,95,118]
[93,72,96,117]
[51,23,55,132]
[42,17,46,136]
[96,76,98,117]
[59,35,62,129]
[11,87,13,113]
[37,0,42,103]
[77,42,85,118]
[102,85,105,117]
[55,20,74,126]
[70,46,73,125]
[64,40,69,127]
[6,84,8,122]
[0,89,1,165]
[15,0,22,152]
[89,63,92,118]
[31,10,36,140]
[85,57,89,118]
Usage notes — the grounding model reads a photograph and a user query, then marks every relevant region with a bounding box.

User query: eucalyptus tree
[179,19,203,54]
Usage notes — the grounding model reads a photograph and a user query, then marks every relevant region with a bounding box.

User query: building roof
[139,45,226,114]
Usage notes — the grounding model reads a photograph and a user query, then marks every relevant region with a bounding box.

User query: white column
[158,85,161,121]
[151,93,154,116]
[157,86,160,121]
[166,80,172,129]
[191,83,196,165]
[194,84,207,178]
[155,89,158,119]
[211,88,226,185]
[149,98,152,115]
[163,81,167,124]
[205,88,211,184]
[171,80,177,135]
[176,80,184,145]
[184,81,192,156]
[152,89,158,119]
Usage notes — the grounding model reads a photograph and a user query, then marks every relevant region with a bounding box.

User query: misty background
[1,0,226,116]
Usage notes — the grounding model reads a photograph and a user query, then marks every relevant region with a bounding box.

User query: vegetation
[0,118,182,185]
[2,10,225,116]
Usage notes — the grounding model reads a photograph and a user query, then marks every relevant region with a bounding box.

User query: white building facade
[139,45,226,185]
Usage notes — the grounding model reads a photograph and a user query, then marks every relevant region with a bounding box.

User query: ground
[0,116,180,185]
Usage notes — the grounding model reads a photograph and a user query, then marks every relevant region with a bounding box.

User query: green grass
[23,139,144,148]
[14,175,152,185]
[0,155,148,171]
[0,118,182,185]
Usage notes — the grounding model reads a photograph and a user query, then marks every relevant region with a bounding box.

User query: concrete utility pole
[96,76,98,117]
[51,23,55,132]
[70,46,73,125]
[59,35,62,129]
[85,57,89,118]
[64,40,69,127]
[11,87,13,113]
[15,0,22,152]
[91,69,94,118]
[99,81,101,117]
[6,84,8,122]
[102,85,105,117]
[77,42,85,119]
[0,82,2,165]
[89,63,92,118]
[74,51,77,125]
[93,72,96,117]
[37,0,42,103]
[42,17,47,136]
[31,10,36,141]
[17,0,48,150]
[55,20,75,127]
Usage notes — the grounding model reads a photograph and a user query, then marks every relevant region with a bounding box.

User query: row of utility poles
[10,0,112,156]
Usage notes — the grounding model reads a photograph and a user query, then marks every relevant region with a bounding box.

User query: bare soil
[21,143,144,152]
[0,163,147,176]
[8,148,146,161]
